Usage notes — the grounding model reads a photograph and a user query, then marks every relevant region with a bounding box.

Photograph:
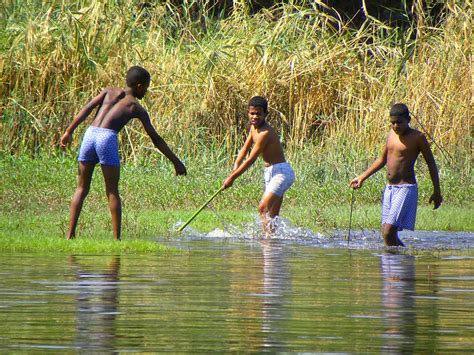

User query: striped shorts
[263,162,295,197]
[381,184,418,231]
[78,126,120,167]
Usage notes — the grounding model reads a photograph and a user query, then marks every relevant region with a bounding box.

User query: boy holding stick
[223,96,295,236]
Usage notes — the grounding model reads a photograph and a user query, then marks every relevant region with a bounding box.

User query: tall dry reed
[0,1,470,173]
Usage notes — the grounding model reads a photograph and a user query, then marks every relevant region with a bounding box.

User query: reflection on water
[68,255,120,351]
[261,240,290,350]
[380,252,416,353]
[0,234,472,352]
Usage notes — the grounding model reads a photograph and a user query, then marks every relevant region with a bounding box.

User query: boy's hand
[223,176,234,189]
[429,191,442,209]
[350,177,363,189]
[173,161,187,176]
[60,132,72,150]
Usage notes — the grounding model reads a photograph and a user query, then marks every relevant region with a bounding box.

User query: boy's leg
[269,196,284,217]
[258,192,283,236]
[101,164,121,240]
[382,223,405,247]
[67,162,95,239]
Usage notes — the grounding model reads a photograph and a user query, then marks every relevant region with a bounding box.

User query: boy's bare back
[90,88,147,132]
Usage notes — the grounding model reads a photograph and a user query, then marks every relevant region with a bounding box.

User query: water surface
[0,230,473,352]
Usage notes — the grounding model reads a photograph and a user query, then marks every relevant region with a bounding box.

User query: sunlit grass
[0,211,176,254]
[0,234,170,254]
[0,1,471,253]
[0,155,471,254]
[0,1,470,180]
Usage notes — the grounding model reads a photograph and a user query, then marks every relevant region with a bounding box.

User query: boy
[350,103,442,246]
[223,96,295,236]
[60,66,186,240]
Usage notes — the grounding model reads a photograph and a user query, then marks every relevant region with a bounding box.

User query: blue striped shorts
[381,184,418,231]
[77,126,120,167]
[263,162,295,197]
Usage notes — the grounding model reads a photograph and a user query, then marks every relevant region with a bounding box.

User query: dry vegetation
[0,1,471,173]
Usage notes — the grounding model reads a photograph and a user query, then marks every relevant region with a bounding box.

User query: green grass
[0,154,472,254]
[0,212,176,254]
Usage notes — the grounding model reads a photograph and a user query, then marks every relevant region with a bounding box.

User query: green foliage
[0,214,173,254]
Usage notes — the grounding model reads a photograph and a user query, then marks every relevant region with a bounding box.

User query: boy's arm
[419,134,442,209]
[60,89,107,149]
[233,132,253,171]
[223,132,267,188]
[139,110,186,176]
[350,145,387,189]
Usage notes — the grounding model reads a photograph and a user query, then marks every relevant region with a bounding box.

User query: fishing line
[348,188,355,245]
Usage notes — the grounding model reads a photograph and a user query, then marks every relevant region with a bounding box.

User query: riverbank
[1,155,472,253]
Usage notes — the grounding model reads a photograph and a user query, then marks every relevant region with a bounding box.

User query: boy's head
[389,103,411,135]
[248,96,268,127]
[126,66,150,99]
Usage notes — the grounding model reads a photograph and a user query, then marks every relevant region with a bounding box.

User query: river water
[0,230,473,352]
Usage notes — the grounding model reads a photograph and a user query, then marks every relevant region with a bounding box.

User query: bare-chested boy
[60,66,186,240]
[223,96,295,236]
[350,103,442,246]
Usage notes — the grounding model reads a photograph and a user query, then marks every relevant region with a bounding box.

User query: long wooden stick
[178,186,224,232]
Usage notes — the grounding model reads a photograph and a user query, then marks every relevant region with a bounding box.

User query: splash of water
[171,218,474,251]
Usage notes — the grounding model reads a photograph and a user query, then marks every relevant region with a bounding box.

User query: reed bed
[0,1,471,176]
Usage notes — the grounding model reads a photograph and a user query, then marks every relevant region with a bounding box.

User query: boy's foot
[384,235,405,247]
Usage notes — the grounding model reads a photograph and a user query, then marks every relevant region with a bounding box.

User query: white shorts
[263,162,295,197]
[381,184,418,231]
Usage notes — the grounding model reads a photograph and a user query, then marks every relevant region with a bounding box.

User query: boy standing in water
[223,96,295,236]
[350,103,442,246]
[60,66,186,240]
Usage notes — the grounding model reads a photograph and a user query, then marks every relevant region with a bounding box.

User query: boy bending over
[60,66,186,240]
[350,103,442,246]
[223,96,295,236]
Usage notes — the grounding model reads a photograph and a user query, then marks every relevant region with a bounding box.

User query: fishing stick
[178,186,225,232]
[348,188,355,245]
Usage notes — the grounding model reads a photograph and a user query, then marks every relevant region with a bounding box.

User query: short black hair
[248,96,268,113]
[126,66,150,87]
[390,103,410,118]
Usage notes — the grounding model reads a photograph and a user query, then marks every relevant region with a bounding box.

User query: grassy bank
[1,1,471,253]
[1,155,472,253]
